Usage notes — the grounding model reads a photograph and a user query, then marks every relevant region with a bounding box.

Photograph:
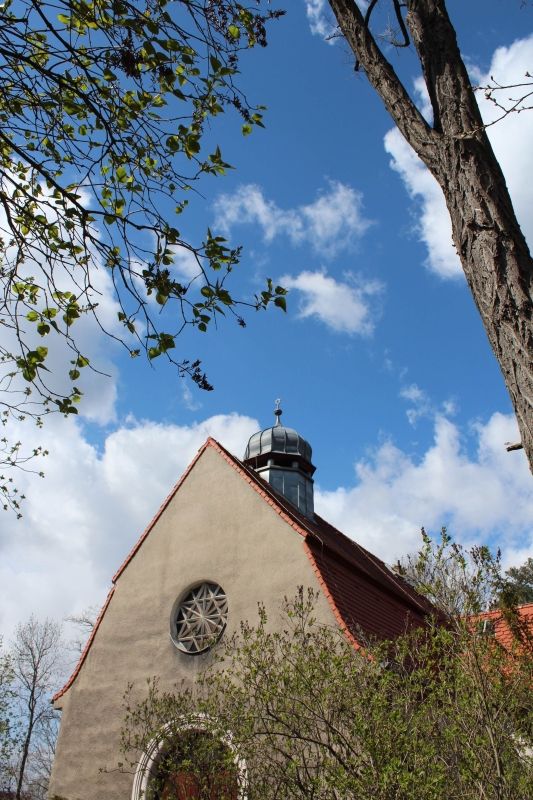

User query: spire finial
[274,398,282,426]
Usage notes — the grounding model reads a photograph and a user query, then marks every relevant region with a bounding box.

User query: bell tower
[243,402,315,518]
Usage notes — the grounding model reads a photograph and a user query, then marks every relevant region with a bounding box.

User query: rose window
[172,582,228,654]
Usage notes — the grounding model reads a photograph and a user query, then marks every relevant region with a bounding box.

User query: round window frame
[170,581,228,655]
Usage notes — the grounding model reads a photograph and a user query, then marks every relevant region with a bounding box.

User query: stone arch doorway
[132,719,245,800]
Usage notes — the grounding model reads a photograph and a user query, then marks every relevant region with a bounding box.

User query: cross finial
[274,398,282,425]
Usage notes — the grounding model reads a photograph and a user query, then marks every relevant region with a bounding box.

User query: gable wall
[49,445,337,800]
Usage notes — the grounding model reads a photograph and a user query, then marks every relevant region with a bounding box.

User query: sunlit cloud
[213,181,372,257]
[304,0,337,42]
[316,411,533,565]
[279,269,383,335]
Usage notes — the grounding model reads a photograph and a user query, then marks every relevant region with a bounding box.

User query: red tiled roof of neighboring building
[474,603,533,651]
[53,437,434,703]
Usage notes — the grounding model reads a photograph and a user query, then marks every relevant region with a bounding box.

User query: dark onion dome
[243,403,316,518]
[243,405,313,466]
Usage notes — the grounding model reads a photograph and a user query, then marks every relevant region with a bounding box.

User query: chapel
[48,407,434,800]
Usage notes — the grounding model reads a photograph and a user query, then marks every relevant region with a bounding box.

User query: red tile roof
[53,437,434,703]
[474,603,533,651]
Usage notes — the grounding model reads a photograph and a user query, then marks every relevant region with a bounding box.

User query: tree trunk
[328,0,533,471]
[16,683,36,800]
[437,133,533,470]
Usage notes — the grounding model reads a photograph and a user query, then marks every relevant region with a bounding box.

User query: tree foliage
[122,537,533,800]
[326,0,533,472]
[394,527,506,616]
[504,558,533,604]
[0,0,285,508]
[396,529,533,612]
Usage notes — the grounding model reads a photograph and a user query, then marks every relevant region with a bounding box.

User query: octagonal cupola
[243,402,315,518]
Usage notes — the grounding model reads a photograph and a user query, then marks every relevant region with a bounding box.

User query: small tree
[0,637,17,792]
[10,617,62,800]
[65,605,98,657]
[122,539,533,800]
[504,558,533,604]
[394,526,504,616]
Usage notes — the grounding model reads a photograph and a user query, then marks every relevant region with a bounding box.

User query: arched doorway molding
[131,714,247,800]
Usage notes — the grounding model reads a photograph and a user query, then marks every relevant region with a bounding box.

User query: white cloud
[213,181,372,257]
[171,246,202,281]
[384,129,459,278]
[400,382,457,426]
[384,35,533,279]
[304,0,368,40]
[400,382,432,425]
[279,270,383,335]
[181,382,202,411]
[478,35,533,248]
[304,0,337,41]
[400,383,427,404]
[214,184,294,241]
[315,412,533,565]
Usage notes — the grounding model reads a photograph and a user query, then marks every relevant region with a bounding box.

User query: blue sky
[1,0,533,637]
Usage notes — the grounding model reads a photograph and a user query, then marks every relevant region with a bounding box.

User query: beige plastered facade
[48,443,337,800]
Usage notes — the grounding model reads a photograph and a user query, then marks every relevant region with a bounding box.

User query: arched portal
[132,719,245,800]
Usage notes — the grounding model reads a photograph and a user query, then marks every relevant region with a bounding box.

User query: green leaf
[158,333,175,352]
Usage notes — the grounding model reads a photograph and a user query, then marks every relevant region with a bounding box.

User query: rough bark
[328,0,533,472]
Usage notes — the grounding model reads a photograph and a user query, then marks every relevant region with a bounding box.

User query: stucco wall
[49,445,337,800]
